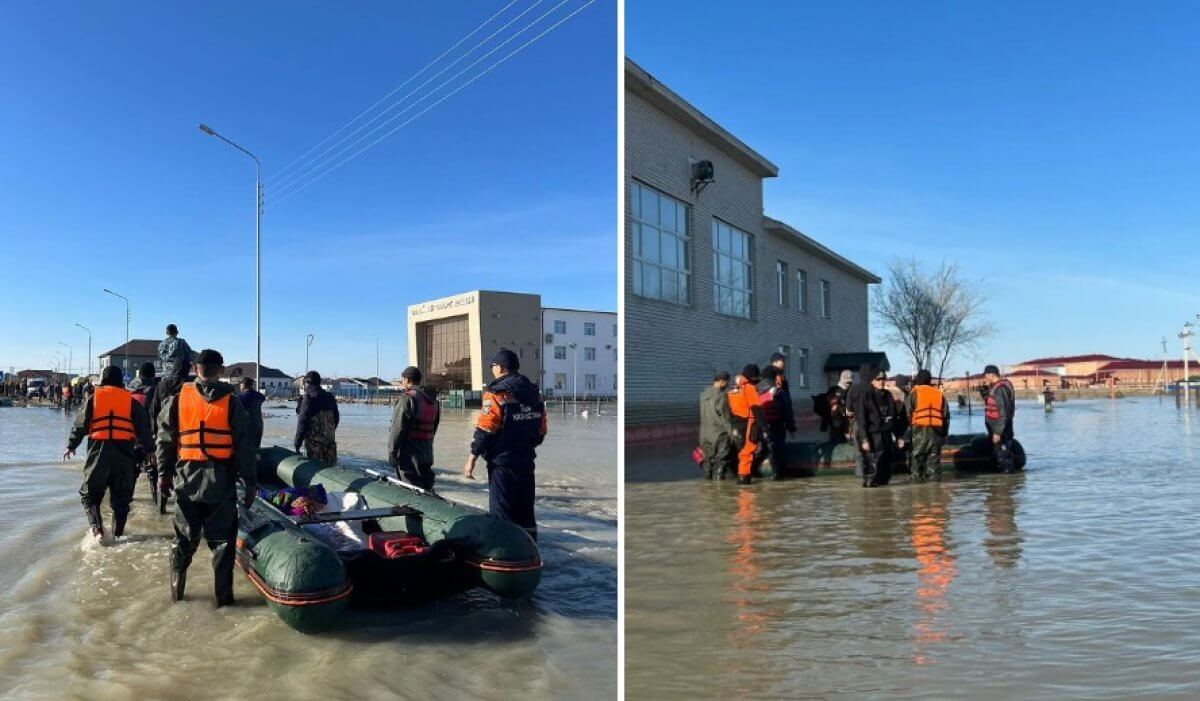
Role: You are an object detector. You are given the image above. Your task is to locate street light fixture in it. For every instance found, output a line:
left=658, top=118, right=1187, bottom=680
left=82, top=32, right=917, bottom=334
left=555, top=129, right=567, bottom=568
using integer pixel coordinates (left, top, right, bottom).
left=199, top=122, right=262, bottom=390
left=102, top=288, right=131, bottom=373
left=306, top=334, right=315, bottom=374
left=75, top=323, right=92, bottom=377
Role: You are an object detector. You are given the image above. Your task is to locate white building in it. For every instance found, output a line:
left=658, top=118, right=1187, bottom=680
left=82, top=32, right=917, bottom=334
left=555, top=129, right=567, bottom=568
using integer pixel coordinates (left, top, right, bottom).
left=541, top=307, right=618, bottom=399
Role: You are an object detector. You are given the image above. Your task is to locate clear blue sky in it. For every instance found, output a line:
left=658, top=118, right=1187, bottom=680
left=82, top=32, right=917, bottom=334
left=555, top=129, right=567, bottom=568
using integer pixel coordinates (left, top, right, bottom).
left=628, top=1, right=1200, bottom=374
left=0, top=1, right=615, bottom=377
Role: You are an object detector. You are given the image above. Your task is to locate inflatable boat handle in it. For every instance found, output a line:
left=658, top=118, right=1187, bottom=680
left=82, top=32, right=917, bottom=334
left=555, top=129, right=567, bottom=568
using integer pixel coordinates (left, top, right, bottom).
left=294, top=505, right=421, bottom=525
left=363, top=467, right=431, bottom=495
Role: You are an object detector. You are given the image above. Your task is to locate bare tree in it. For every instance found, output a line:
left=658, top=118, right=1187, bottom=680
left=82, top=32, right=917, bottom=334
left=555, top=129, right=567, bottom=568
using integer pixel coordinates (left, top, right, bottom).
left=872, top=258, right=994, bottom=382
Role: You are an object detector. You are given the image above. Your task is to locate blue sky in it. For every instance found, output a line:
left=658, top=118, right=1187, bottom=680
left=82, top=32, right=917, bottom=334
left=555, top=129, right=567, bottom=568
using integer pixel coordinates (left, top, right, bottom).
left=628, top=1, right=1200, bottom=373
left=0, top=1, right=615, bottom=377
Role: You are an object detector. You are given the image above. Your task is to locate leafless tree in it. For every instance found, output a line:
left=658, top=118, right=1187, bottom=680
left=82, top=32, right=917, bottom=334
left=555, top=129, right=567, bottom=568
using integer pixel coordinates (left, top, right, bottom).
left=872, top=258, right=994, bottom=382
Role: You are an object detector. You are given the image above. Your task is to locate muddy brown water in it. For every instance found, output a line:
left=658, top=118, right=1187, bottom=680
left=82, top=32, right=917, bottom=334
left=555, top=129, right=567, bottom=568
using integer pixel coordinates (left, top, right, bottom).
left=626, top=399, right=1200, bottom=700
left=0, top=402, right=615, bottom=700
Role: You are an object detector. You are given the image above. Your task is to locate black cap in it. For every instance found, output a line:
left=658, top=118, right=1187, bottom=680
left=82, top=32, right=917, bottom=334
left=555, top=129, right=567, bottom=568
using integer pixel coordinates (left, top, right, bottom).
left=491, top=349, right=520, bottom=371
left=401, top=366, right=422, bottom=382
left=769, top=352, right=786, bottom=363
left=983, top=364, right=1001, bottom=376
left=100, top=366, right=123, bottom=387
left=138, top=361, right=156, bottom=379
left=915, top=369, right=933, bottom=385
left=762, top=365, right=779, bottom=381
left=194, top=349, right=223, bottom=366
left=304, top=370, right=321, bottom=385
left=741, top=364, right=761, bottom=382
left=166, top=324, right=178, bottom=335
left=713, top=370, right=730, bottom=382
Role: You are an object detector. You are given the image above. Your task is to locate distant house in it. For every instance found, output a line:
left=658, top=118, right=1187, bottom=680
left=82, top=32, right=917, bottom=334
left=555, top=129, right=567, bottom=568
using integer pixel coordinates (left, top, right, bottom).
left=222, top=362, right=294, bottom=397
left=98, top=339, right=160, bottom=375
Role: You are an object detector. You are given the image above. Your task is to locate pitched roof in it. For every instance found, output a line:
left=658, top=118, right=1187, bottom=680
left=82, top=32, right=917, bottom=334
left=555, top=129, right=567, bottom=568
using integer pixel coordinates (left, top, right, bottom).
left=761, top=217, right=881, bottom=284
left=1098, top=359, right=1190, bottom=371
left=222, top=362, right=291, bottom=380
left=99, top=339, right=160, bottom=358
left=1017, top=354, right=1120, bottom=365
left=824, top=352, right=890, bottom=373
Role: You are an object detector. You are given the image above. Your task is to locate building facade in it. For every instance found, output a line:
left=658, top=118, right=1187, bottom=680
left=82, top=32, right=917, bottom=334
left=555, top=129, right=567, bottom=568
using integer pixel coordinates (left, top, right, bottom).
left=98, top=339, right=160, bottom=376
left=222, top=362, right=293, bottom=397
left=625, top=59, right=880, bottom=427
left=542, top=307, right=618, bottom=398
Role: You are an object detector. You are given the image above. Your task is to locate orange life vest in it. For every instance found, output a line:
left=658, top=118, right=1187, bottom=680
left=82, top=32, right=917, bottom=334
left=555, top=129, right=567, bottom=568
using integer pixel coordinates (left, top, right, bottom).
left=407, top=389, right=439, bottom=441
left=910, top=385, right=945, bottom=428
left=178, top=383, right=234, bottom=461
left=89, top=386, right=136, bottom=441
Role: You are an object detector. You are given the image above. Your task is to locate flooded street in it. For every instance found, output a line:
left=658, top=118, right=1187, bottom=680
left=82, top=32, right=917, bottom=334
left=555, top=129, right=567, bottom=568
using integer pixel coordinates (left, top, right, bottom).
left=0, top=402, right=616, bottom=700
left=626, top=398, right=1200, bottom=699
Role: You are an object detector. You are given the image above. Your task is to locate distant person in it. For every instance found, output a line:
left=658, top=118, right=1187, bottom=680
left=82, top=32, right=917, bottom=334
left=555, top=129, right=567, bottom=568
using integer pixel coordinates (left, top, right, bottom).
left=727, top=363, right=768, bottom=485
left=463, top=350, right=546, bottom=541
left=295, top=371, right=339, bottom=464
left=904, top=370, right=950, bottom=482
left=156, top=349, right=256, bottom=605
left=61, top=365, right=153, bottom=540
left=61, top=382, right=73, bottom=410
left=237, top=377, right=266, bottom=454
left=983, top=365, right=1017, bottom=473
left=852, top=367, right=895, bottom=487
left=388, top=366, right=441, bottom=490
left=157, top=324, right=194, bottom=378
left=697, top=370, right=734, bottom=480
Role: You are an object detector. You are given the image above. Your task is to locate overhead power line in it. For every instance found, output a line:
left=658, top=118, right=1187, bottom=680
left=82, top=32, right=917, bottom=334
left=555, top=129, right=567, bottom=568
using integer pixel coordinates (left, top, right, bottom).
left=266, top=0, right=597, bottom=210
left=267, top=0, right=570, bottom=199
left=267, top=0, right=522, bottom=184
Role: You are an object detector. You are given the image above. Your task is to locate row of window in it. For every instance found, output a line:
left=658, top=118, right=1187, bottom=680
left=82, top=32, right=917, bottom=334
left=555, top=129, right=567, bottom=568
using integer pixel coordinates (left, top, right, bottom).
left=551, top=320, right=617, bottom=337
left=551, top=373, right=618, bottom=391
left=552, top=346, right=617, bottom=362
left=631, top=180, right=835, bottom=320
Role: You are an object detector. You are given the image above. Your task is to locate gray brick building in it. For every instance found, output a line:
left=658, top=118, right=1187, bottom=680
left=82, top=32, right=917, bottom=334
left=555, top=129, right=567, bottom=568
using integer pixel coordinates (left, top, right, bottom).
left=625, top=58, right=880, bottom=429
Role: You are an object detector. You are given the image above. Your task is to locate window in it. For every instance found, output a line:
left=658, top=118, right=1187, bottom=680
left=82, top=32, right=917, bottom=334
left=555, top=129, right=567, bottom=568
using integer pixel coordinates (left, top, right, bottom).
left=797, top=269, right=808, bottom=313
left=821, top=279, right=832, bottom=319
left=554, top=373, right=567, bottom=390
left=584, top=347, right=596, bottom=361
left=554, top=346, right=567, bottom=360
left=776, top=260, right=788, bottom=306
left=584, top=322, right=596, bottom=336
left=613, top=374, right=618, bottom=390
left=712, top=219, right=753, bottom=318
left=553, top=320, right=566, bottom=334
left=631, top=181, right=690, bottom=304
left=612, top=323, right=617, bottom=337
left=797, top=348, right=809, bottom=388
left=612, top=348, right=617, bottom=361
left=585, top=374, right=597, bottom=391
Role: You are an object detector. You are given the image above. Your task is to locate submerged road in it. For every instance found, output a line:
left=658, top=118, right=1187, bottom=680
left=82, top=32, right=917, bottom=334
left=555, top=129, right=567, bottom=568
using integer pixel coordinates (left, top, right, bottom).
left=626, top=398, right=1200, bottom=700
left=0, top=402, right=616, bottom=700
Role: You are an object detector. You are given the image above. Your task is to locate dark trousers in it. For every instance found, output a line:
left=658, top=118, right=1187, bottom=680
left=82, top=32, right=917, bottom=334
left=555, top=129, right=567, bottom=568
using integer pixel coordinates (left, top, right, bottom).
left=909, top=427, right=945, bottom=480
left=487, top=462, right=537, bottom=541
left=860, top=435, right=893, bottom=486
left=994, top=438, right=1016, bottom=473
left=79, top=459, right=138, bottom=531
left=765, top=423, right=788, bottom=478
left=171, top=496, right=237, bottom=600
left=700, top=435, right=734, bottom=480
left=395, top=453, right=435, bottom=491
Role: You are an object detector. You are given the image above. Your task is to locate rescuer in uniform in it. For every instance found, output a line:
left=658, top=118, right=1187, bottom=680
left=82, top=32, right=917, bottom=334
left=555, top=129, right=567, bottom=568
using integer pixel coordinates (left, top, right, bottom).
left=853, top=367, right=895, bottom=487
left=728, top=364, right=769, bottom=486
left=62, top=365, right=154, bottom=541
left=295, top=370, right=340, bottom=464
left=698, top=370, right=734, bottom=480
left=129, top=362, right=162, bottom=503
left=389, top=366, right=441, bottom=490
left=983, top=364, right=1017, bottom=473
left=463, top=349, right=546, bottom=541
left=236, top=377, right=265, bottom=453
left=766, top=351, right=797, bottom=438
left=904, top=369, right=950, bottom=481
left=157, top=349, right=257, bottom=605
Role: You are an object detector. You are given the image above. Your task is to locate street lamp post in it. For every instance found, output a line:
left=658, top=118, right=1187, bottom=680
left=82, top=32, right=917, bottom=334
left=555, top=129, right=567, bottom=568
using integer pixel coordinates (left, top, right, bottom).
left=58, top=342, right=72, bottom=380
left=199, top=123, right=262, bottom=390
left=375, top=335, right=380, bottom=403
left=75, top=323, right=92, bottom=378
left=102, top=288, right=130, bottom=373
left=305, top=334, right=314, bottom=374
left=569, top=342, right=578, bottom=403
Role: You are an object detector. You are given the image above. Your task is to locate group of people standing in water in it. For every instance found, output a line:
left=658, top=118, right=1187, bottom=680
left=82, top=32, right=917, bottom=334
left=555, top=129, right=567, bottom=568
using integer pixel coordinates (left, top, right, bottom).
left=698, top=359, right=1018, bottom=487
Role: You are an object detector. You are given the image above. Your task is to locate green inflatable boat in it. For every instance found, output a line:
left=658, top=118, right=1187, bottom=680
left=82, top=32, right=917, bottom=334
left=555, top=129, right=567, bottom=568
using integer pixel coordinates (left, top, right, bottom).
left=235, top=447, right=542, bottom=633
left=760, top=433, right=1026, bottom=478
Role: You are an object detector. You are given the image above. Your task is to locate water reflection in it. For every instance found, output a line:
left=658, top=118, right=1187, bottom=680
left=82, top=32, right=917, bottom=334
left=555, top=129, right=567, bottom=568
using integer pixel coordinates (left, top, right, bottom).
left=908, top=488, right=957, bottom=665
left=726, top=489, right=772, bottom=648
left=984, top=476, right=1023, bottom=568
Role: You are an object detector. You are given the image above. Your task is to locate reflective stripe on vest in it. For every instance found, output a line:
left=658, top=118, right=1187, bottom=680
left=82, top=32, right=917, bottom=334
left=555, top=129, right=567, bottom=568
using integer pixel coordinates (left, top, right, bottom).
left=910, top=385, right=945, bottom=428
left=178, top=383, right=234, bottom=461
left=408, top=390, right=439, bottom=441
left=89, top=386, right=136, bottom=441
left=984, top=379, right=1011, bottom=421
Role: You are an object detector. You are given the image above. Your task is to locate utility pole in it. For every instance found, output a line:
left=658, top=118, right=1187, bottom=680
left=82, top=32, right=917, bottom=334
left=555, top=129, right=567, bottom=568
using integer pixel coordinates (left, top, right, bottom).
left=569, top=342, right=578, bottom=404
left=199, top=123, right=262, bottom=391
left=102, top=288, right=130, bottom=373
left=76, top=324, right=92, bottom=378
left=1161, top=336, right=1169, bottom=394
left=305, top=334, right=314, bottom=374
left=374, top=335, right=380, bottom=403
left=1181, top=322, right=1193, bottom=407
left=57, top=342, right=72, bottom=380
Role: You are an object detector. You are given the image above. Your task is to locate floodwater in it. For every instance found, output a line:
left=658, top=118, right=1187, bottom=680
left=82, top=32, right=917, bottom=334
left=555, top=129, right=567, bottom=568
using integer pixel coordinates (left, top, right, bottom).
left=0, top=401, right=616, bottom=700
left=626, top=398, right=1200, bottom=700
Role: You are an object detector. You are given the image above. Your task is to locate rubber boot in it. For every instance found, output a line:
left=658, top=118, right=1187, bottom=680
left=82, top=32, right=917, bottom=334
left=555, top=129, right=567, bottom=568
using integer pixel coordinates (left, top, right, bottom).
left=85, top=505, right=105, bottom=540
left=737, top=475, right=752, bottom=485
left=170, top=568, right=187, bottom=602
left=212, top=542, right=235, bottom=607
left=113, top=512, right=128, bottom=538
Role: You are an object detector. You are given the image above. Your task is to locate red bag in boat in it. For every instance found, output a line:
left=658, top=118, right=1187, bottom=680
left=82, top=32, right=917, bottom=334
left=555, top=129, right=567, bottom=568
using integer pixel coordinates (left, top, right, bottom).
left=367, top=531, right=428, bottom=558
left=692, top=447, right=704, bottom=465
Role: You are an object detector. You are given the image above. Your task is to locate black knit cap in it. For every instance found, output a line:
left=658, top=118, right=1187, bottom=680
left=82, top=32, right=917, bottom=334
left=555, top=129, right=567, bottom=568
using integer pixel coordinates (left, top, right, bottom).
left=304, top=370, right=321, bottom=384
left=713, top=370, right=730, bottom=382
left=762, top=365, right=779, bottom=381
left=915, top=369, right=933, bottom=385
left=138, top=361, right=156, bottom=379
left=741, top=363, right=761, bottom=382
left=100, top=366, right=123, bottom=387
left=769, top=352, right=786, bottom=362
left=983, top=364, right=1000, bottom=376
left=491, top=349, right=520, bottom=371
left=194, top=349, right=223, bottom=366
left=401, top=366, right=422, bottom=381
